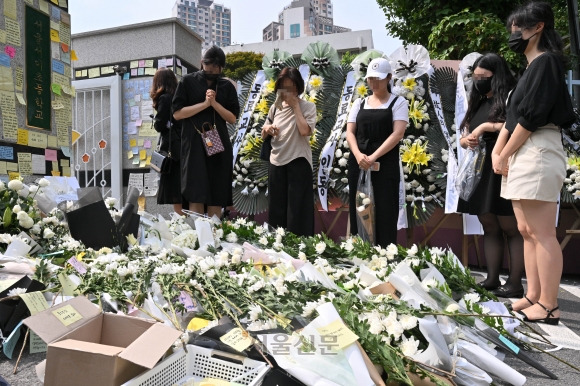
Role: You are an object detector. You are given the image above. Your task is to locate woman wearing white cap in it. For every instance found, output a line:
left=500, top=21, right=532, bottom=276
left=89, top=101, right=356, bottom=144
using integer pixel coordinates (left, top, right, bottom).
left=346, top=58, right=409, bottom=246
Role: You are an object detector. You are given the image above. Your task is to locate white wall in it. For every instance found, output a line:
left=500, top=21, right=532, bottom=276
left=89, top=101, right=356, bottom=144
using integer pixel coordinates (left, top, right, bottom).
left=223, top=29, right=374, bottom=57
left=283, top=7, right=307, bottom=39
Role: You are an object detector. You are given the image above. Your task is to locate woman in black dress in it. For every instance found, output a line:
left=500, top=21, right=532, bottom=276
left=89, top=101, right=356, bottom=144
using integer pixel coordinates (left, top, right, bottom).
left=346, top=58, right=409, bottom=247
left=173, top=46, right=240, bottom=218
left=151, top=68, right=183, bottom=214
left=457, top=53, right=524, bottom=298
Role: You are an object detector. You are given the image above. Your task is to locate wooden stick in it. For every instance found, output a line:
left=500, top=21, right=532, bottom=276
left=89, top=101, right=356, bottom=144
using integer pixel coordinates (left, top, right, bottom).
left=13, top=327, right=30, bottom=374
left=420, top=214, right=449, bottom=246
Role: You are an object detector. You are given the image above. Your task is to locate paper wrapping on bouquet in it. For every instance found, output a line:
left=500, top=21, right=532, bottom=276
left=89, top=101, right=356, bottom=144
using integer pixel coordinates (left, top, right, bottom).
left=35, top=176, right=80, bottom=214
left=355, top=170, right=375, bottom=245
left=455, top=139, right=486, bottom=201
left=0, top=276, right=45, bottom=336
left=410, top=316, right=453, bottom=372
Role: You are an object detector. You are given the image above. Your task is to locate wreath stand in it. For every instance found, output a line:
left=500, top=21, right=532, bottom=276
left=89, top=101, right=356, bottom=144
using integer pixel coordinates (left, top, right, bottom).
left=316, top=205, right=350, bottom=238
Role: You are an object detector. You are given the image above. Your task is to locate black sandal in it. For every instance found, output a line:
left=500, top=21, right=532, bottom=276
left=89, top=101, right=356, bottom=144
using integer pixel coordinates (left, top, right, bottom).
left=520, top=302, right=560, bottom=326
left=492, top=285, right=524, bottom=299
left=506, top=295, right=534, bottom=312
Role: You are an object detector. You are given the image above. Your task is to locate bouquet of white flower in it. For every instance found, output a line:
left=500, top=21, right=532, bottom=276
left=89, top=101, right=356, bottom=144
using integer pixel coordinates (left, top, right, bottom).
left=356, top=170, right=375, bottom=245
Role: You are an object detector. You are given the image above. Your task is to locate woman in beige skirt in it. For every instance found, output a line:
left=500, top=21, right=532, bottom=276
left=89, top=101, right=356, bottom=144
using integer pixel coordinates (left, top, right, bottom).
left=492, top=2, right=575, bottom=325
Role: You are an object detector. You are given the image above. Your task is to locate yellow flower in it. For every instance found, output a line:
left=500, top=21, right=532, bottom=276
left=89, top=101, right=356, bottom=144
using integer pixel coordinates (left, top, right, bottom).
left=265, top=80, right=275, bottom=94
left=309, top=76, right=323, bottom=89
left=402, top=77, right=417, bottom=91
left=309, top=129, right=317, bottom=147
left=401, top=141, right=432, bottom=174
left=356, top=84, right=368, bottom=97
left=568, top=156, right=580, bottom=169
left=408, top=97, right=428, bottom=127
left=256, top=98, right=270, bottom=115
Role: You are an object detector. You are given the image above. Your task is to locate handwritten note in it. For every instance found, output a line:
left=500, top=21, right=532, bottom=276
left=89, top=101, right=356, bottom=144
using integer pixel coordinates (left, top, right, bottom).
left=128, top=122, right=137, bottom=134
left=30, top=332, right=47, bottom=354
left=0, top=162, right=6, bottom=174
left=59, top=22, right=70, bottom=45
left=50, top=29, right=60, bottom=42
left=219, top=328, right=254, bottom=352
left=17, top=152, right=32, bottom=176
left=178, top=291, right=196, bottom=312
left=31, top=154, right=45, bottom=174
left=67, top=256, right=87, bottom=274
left=51, top=5, right=60, bottom=20
left=52, top=304, right=83, bottom=326
left=316, top=320, right=359, bottom=350
left=48, top=135, right=57, bottom=148
left=17, top=128, right=29, bottom=145
left=139, top=149, right=147, bottom=160
left=20, top=291, right=49, bottom=315
left=138, top=60, right=145, bottom=67
left=29, top=131, right=48, bottom=148
left=88, top=67, right=100, bottom=78
left=14, top=66, right=22, bottom=91
left=128, top=173, right=144, bottom=194
left=187, top=317, right=210, bottom=331
left=129, top=139, right=137, bottom=147
left=5, top=18, right=20, bottom=47
left=3, top=113, right=17, bottom=139
left=130, top=106, right=140, bottom=120
left=130, top=61, right=138, bottom=68
left=0, top=146, right=13, bottom=160
left=2, top=321, right=22, bottom=359
left=4, top=0, right=17, bottom=20
left=51, top=83, right=61, bottom=95
left=52, top=59, right=65, bottom=75
left=0, top=30, right=6, bottom=44
left=6, top=162, right=18, bottom=171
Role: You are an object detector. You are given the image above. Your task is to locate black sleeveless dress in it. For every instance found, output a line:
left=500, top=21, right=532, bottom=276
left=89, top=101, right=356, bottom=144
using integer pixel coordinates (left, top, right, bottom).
left=348, top=97, right=400, bottom=247
left=456, top=98, right=513, bottom=216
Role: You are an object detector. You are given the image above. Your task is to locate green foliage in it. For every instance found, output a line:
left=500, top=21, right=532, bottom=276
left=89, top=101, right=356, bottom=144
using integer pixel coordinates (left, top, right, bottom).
left=428, top=9, right=521, bottom=69
left=376, top=0, right=570, bottom=70
left=340, top=51, right=358, bottom=66
left=223, top=51, right=264, bottom=81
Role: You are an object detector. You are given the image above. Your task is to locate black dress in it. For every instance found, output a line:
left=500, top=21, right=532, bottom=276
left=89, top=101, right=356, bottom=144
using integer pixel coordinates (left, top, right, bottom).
left=457, top=98, right=513, bottom=216
left=155, top=93, right=183, bottom=205
left=172, top=72, right=240, bottom=206
left=348, top=98, right=400, bottom=247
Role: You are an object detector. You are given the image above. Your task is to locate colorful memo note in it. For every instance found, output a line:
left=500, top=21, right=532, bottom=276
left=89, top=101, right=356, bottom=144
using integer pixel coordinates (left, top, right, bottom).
left=52, top=304, right=83, bottom=326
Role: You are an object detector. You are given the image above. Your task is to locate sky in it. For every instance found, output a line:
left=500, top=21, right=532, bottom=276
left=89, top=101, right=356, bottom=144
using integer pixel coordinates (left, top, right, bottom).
left=69, top=0, right=402, bottom=54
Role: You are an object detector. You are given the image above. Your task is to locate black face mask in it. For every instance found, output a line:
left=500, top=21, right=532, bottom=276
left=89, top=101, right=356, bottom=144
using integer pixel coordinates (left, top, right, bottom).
left=202, top=71, right=220, bottom=81
left=474, top=77, right=493, bottom=95
left=508, top=30, right=538, bottom=54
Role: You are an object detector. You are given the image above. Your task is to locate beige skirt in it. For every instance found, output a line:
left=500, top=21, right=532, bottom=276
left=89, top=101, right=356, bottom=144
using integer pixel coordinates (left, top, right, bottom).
left=501, top=126, right=566, bottom=202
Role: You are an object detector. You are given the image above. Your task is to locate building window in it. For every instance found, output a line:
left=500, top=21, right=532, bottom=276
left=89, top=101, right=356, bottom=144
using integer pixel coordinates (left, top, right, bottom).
left=223, top=13, right=229, bottom=19
left=185, top=0, right=189, bottom=5
left=290, top=23, right=300, bottom=38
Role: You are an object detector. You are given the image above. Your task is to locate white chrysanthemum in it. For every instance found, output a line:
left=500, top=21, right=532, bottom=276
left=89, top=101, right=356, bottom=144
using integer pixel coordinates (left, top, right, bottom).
left=43, top=228, right=55, bottom=239
left=407, top=244, right=418, bottom=257
left=315, top=241, right=326, bottom=254
left=301, top=301, right=318, bottom=317
left=259, top=236, right=268, bottom=246
left=463, top=293, right=481, bottom=304
left=248, top=304, right=263, bottom=322
left=399, top=314, right=418, bottom=330
left=335, top=149, right=343, bottom=158
left=226, top=232, right=238, bottom=243
left=7, top=287, right=27, bottom=297
left=338, top=158, right=348, bottom=167
left=105, top=197, right=118, bottom=207
left=8, top=180, right=23, bottom=191
left=422, top=277, right=439, bottom=290
left=400, top=335, right=420, bottom=356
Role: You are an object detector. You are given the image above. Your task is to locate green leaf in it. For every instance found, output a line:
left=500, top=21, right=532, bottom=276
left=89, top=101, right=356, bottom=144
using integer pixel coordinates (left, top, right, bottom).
left=3, top=206, right=12, bottom=227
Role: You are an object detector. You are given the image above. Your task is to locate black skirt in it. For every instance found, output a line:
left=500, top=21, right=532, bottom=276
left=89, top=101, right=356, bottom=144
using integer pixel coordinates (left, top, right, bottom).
left=157, top=161, right=182, bottom=205
left=457, top=137, right=514, bottom=216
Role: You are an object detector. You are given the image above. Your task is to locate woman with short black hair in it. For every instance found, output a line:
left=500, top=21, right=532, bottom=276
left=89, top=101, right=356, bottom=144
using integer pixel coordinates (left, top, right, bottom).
left=492, top=1, right=575, bottom=324
left=173, top=46, right=240, bottom=219
left=150, top=68, right=183, bottom=214
left=262, top=67, right=317, bottom=236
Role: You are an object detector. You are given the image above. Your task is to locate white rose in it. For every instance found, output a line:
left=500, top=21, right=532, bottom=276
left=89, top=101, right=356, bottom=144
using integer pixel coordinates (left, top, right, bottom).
left=343, top=152, right=350, bottom=158
left=8, top=180, right=23, bottom=191
left=29, top=185, right=39, bottom=194
left=215, top=229, right=224, bottom=239
left=358, top=193, right=366, bottom=199
left=362, top=198, right=371, bottom=205
left=334, top=168, right=341, bottom=173
left=231, top=254, right=241, bottom=264
left=0, top=181, right=5, bottom=191
left=298, top=252, right=307, bottom=261
left=341, top=178, right=348, bottom=183
left=43, top=228, right=55, bottom=239
left=31, top=224, right=41, bottom=235
left=357, top=205, right=366, bottom=212
left=19, top=217, right=34, bottom=229
left=38, top=178, right=50, bottom=187
left=12, top=205, right=21, bottom=213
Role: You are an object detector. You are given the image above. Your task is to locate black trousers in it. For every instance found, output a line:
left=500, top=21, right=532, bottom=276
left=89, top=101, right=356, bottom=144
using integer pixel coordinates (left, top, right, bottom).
left=268, top=157, right=314, bottom=237
left=348, top=166, right=399, bottom=247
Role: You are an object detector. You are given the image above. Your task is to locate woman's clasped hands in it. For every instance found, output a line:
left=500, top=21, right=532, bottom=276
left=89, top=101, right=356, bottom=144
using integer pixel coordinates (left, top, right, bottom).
left=356, top=152, right=375, bottom=171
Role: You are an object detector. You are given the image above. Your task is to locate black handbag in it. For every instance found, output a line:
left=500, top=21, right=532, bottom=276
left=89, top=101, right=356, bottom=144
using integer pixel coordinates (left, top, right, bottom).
left=150, top=109, right=174, bottom=174
left=259, top=108, right=276, bottom=162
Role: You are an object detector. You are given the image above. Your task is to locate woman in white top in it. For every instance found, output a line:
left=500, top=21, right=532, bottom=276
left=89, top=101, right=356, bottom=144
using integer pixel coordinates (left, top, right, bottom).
left=346, top=58, right=409, bottom=246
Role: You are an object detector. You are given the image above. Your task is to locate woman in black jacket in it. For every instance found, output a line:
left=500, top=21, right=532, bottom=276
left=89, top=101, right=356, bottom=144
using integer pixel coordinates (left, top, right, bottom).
left=150, top=67, right=183, bottom=214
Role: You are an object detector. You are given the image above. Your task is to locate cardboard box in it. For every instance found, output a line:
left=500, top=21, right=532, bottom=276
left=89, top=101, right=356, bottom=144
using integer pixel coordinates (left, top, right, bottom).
left=24, top=296, right=182, bottom=386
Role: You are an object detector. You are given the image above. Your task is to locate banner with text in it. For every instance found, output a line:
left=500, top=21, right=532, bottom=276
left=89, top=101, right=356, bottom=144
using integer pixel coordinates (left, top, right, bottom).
left=231, top=70, right=267, bottom=167
left=317, top=71, right=356, bottom=211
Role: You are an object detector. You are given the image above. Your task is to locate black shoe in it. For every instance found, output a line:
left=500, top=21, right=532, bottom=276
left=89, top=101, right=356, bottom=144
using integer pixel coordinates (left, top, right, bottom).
left=478, top=278, right=501, bottom=291
left=519, top=302, right=560, bottom=326
left=492, top=285, right=524, bottom=299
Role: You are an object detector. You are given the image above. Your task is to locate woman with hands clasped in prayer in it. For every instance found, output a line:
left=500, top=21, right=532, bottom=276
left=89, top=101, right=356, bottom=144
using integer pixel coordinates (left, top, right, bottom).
left=457, top=53, right=525, bottom=299
left=492, top=2, right=575, bottom=325
left=346, top=58, right=409, bottom=247
left=173, top=46, right=240, bottom=219
left=262, top=67, right=317, bottom=237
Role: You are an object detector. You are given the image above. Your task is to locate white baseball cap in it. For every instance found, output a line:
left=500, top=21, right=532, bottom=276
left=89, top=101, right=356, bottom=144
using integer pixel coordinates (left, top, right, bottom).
left=365, top=58, right=392, bottom=80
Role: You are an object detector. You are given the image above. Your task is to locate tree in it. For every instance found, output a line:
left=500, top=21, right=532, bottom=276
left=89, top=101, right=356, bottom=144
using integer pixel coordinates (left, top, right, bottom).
left=223, top=51, right=264, bottom=81
left=340, top=51, right=358, bottom=66
left=376, top=0, right=570, bottom=69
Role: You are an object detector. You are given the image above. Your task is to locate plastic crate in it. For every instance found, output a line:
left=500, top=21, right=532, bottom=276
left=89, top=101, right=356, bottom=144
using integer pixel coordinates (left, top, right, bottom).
left=123, top=345, right=269, bottom=386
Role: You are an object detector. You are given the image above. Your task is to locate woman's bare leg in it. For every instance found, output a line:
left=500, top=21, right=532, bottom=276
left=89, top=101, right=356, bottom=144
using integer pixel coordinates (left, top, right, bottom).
left=207, top=205, right=222, bottom=219
left=189, top=203, right=205, bottom=216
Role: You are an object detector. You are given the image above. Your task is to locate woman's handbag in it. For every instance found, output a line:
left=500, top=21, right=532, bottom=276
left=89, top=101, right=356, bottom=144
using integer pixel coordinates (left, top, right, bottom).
left=192, top=88, right=225, bottom=157
left=259, top=107, right=276, bottom=162
left=150, top=119, right=173, bottom=174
